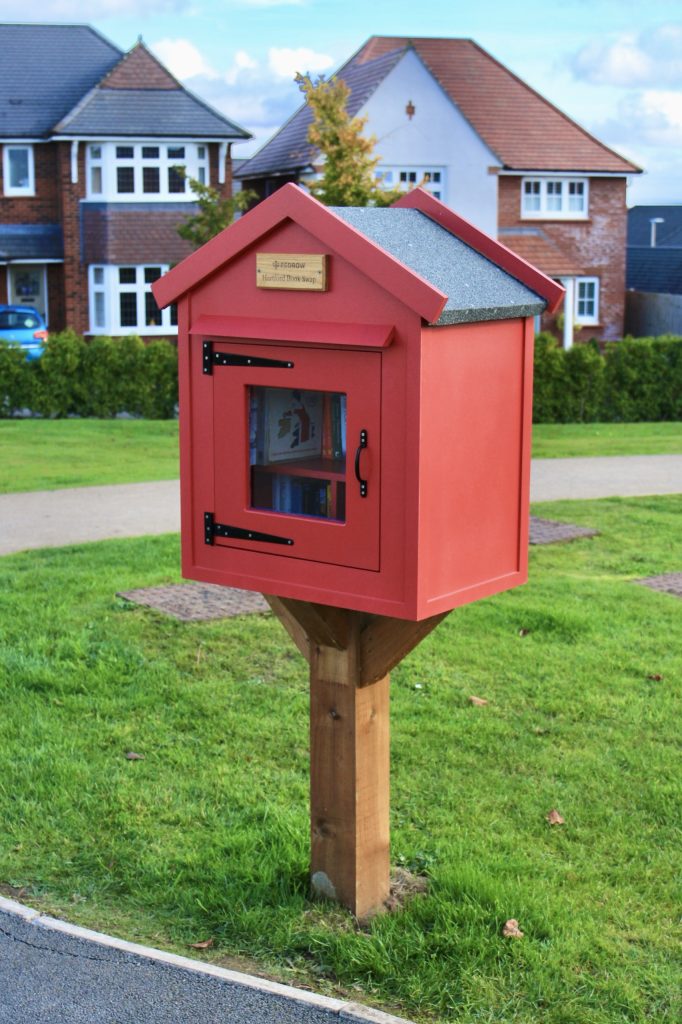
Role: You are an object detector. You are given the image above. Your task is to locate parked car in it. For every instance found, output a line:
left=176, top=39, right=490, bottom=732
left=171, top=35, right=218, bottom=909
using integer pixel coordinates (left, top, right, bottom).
left=0, top=305, right=48, bottom=360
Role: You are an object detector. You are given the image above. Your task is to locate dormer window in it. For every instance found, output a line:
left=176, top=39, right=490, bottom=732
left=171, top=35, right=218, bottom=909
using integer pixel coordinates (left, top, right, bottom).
left=522, top=177, right=588, bottom=219
left=85, top=142, right=209, bottom=201
left=3, top=145, right=35, bottom=196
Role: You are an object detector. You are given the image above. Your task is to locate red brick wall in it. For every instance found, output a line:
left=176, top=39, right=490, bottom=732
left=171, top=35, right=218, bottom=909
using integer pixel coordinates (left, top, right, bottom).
left=0, top=143, right=60, bottom=222
left=498, top=176, right=628, bottom=341
left=57, top=141, right=89, bottom=334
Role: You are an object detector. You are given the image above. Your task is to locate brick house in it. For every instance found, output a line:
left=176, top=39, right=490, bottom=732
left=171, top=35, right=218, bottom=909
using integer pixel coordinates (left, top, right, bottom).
left=0, top=23, right=250, bottom=338
left=236, top=36, right=641, bottom=347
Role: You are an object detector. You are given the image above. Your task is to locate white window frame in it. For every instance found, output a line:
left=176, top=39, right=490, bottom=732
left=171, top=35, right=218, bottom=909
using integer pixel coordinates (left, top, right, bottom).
left=521, top=176, right=589, bottom=219
left=376, top=165, right=446, bottom=201
left=574, top=276, right=599, bottom=326
left=85, top=142, right=209, bottom=202
left=3, top=144, right=35, bottom=196
left=88, top=264, right=177, bottom=336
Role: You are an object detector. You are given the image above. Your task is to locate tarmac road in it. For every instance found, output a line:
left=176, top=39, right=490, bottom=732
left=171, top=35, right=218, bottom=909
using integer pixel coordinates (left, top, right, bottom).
left=1, top=455, right=681, bottom=556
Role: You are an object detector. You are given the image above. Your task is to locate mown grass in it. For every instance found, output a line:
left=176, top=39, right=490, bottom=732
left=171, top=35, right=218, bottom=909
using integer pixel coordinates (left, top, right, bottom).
left=1, top=420, right=681, bottom=495
left=0, top=419, right=179, bottom=493
left=532, top=421, right=682, bottom=458
left=0, top=497, right=680, bottom=1022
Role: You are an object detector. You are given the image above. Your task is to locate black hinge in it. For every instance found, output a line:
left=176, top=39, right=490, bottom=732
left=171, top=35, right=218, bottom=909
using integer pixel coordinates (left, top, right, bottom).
left=204, top=512, right=294, bottom=547
left=203, top=341, right=294, bottom=375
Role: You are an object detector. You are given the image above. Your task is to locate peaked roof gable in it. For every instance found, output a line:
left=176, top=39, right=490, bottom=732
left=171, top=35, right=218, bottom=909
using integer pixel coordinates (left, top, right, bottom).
left=0, top=23, right=121, bottom=138
left=99, top=41, right=179, bottom=90
left=356, top=37, right=639, bottom=174
left=153, top=184, right=561, bottom=324
left=54, top=40, right=251, bottom=140
left=153, top=183, right=446, bottom=321
left=238, top=35, right=639, bottom=180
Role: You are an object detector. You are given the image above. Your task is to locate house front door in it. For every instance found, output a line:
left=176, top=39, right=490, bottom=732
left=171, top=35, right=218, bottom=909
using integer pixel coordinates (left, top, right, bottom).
left=8, top=264, right=48, bottom=322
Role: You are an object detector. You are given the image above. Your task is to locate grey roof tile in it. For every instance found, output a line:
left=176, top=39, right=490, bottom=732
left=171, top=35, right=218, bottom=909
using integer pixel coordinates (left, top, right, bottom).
left=236, top=48, right=406, bottom=179
left=0, top=24, right=121, bottom=138
left=331, top=207, right=545, bottom=324
left=55, top=88, right=249, bottom=139
left=627, top=205, right=682, bottom=247
left=0, top=224, right=63, bottom=260
left=626, top=247, right=682, bottom=295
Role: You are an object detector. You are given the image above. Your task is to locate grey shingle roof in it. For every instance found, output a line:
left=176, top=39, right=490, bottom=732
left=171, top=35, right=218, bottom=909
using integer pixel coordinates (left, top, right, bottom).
left=55, top=88, right=250, bottom=139
left=236, top=48, right=405, bottom=179
left=627, top=247, right=682, bottom=296
left=0, top=24, right=121, bottom=138
left=0, top=224, right=63, bottom=260
left=627, top=206, right=682, bottom=247
left=331, top=207, right=545, bottom=324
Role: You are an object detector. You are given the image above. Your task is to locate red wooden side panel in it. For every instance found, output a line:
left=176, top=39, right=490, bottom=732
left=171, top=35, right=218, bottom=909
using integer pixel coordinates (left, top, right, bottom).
left=416, top=318, right=533, bottom=617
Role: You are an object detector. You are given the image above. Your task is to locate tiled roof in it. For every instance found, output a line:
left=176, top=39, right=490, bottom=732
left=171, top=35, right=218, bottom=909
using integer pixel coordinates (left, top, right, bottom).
left=331, top=207, right=545, bottom=324
left=238, top=35, right=639, bottom=180
left=0, top=24, right=121, bottom=138
left=627, top=205, right=682, bottom=247
left=627, top=247, right=682, bottom=295
left=0, top=224, right=63, bottom=260
left=55, top=88, right=250, bottom=139
left=55, top=42, right=250, bottom=140
left=236, top=48, right=405, bottom=178
left=499, top=228, right=584, bottom=277
left=82, top=203, right=195, bottom=264
left=355, top=38, right=639, bottom=173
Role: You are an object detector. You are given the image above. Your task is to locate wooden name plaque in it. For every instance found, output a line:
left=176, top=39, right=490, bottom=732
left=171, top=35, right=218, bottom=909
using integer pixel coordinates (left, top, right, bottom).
left=256, top=253, right=327, bottom=291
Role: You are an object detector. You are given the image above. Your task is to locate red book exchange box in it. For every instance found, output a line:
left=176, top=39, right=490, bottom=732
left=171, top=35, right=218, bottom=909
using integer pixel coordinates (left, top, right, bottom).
left=153, top=186, right=562, bottom=622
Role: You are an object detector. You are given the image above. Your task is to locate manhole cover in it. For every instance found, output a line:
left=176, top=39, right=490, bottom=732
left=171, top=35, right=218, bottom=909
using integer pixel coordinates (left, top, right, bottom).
left=529, top=517, right=599, bottom=545
left=636, top=573, right=682, bottom=599
left=117, top=584, right=270, bottom=621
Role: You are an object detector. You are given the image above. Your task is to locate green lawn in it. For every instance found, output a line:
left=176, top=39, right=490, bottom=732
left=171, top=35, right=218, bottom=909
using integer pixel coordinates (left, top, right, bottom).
left=0, top=496, right=680, bottom=1023
left=0, top=419, right=179, bottom=493
left=532, top=422, right=682, bottom=459
left=0, top=420, right=681, bottom=494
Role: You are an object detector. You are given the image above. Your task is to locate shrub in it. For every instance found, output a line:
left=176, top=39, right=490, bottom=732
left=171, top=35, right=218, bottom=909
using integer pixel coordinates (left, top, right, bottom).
left=0, top=344, right=34, bottom=417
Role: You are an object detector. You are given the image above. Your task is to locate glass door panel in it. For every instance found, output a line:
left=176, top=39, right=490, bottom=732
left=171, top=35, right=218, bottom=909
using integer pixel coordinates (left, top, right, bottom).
left=250, top=387, right=346, bottom=521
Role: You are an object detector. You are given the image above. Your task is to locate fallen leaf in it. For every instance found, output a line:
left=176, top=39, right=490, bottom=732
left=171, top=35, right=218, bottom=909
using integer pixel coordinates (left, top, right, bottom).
left=502, top=919, right=524, bottom=939
left=648, top=674, right=663, bottom=681
left=546, top=809, right=565, bottom=826
left=189, top=938, right=214, bottom=950
left=468, top=696, right=489, bottom=706
left=518, top=628, right=530, bottom=637
left=125, top=751, right=144, bottom=761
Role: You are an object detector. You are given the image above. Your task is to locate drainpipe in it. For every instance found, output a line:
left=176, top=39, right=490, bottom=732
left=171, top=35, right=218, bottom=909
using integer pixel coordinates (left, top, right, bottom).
left=561, top=277, right=575, bottom=350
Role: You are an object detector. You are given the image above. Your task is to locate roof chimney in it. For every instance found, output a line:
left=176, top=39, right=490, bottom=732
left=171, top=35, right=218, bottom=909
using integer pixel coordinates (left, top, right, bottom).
left=650, top=217, right=664, bottom=247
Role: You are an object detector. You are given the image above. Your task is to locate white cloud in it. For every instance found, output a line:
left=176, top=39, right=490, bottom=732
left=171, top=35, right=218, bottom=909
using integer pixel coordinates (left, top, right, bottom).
left=571, top=23, right=682, bottom=87
left=151, top=38, right=218, bottom=80
left=618, top=90, right=682, bottom=146
left=225, top=50, right=259, bottom=86
left=268, top=46, right=334, bottom=80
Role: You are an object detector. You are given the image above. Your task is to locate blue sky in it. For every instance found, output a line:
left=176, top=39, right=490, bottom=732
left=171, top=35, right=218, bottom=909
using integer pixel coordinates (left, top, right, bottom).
left=3, top=0, right=681, bottom=205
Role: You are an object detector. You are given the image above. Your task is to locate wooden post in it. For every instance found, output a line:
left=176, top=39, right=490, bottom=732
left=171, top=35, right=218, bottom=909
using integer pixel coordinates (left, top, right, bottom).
left=265, top=596, right=448, bottom=919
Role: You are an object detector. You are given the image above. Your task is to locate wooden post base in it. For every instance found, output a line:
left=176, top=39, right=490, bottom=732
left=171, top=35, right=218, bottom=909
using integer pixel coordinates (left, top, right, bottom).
left=266, top=596, right=448, bottom=919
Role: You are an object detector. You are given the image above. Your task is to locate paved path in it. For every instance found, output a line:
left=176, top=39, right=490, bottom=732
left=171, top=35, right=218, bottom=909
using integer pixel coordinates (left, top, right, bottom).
left=1, top=456, right=681, bottom=557
left=0, top=897, right=406, bottom=1024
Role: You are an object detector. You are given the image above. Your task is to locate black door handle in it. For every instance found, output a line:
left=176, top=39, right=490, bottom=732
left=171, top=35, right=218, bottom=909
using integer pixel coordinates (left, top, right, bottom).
left=354, top=429, right=368, bottom=497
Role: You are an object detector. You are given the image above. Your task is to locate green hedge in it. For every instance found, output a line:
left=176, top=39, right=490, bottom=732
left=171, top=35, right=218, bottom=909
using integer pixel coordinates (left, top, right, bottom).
left=533, top=333, right=682, bottom=423
left=3, top=330, right=681, bottom=424
left=0, top=332, right=178, bottom=419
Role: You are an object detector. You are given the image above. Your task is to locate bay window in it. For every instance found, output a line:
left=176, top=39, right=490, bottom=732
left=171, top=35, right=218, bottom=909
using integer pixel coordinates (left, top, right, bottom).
left=86, top=142, right=209, bottom=200
left=89, top=264, right=177, bottom=335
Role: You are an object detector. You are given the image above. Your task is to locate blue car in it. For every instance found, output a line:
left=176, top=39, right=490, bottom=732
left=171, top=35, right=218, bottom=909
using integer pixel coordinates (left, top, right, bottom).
left=0, top=304, right=48, bottom=360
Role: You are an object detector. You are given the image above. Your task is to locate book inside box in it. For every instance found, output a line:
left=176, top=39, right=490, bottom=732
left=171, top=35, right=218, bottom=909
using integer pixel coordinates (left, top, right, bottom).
left=249, top=386, right=347, bottom=521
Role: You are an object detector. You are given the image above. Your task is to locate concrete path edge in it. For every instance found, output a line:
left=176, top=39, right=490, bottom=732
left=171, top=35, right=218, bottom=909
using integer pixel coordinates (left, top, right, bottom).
left=0, top=895, right=413, bottom=1024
